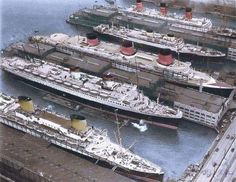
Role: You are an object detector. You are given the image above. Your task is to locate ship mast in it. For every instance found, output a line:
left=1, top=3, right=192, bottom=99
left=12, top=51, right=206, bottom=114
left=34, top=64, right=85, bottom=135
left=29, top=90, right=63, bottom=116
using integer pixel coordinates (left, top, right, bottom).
left=114, top=109, right=122, bottom=148
left=114, top=109, right=137, bottom=153
left=221, top=0, right=228, bottom=29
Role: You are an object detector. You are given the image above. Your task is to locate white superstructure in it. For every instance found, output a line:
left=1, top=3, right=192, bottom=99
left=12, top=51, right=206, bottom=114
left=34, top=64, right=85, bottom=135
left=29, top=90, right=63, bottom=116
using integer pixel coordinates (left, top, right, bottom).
left=0, top=57, right=182, bottom=120
left=0, top=92, right=163, bottom=175
left=122, top=6, right=212, bottom=33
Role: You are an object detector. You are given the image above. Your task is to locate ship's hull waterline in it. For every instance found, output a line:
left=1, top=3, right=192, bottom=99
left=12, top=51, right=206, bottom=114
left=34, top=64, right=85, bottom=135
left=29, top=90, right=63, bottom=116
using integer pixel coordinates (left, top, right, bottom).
left=0, top=116, right=163, bottom=182
left=2, top=70, right=180, bottom=130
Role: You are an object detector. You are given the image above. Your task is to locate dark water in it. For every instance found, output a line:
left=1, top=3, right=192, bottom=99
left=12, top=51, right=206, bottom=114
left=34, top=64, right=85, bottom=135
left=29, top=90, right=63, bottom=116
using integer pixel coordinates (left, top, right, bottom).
left=0, top=0, right=220, bottom=180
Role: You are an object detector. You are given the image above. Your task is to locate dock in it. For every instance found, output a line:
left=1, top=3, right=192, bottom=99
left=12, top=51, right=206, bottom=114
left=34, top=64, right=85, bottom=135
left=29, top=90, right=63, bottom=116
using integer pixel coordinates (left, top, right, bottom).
left=159, top=83, right=235, bottom=130
left=0, top=123, right=133, bottom=182
left=179, top=110, right=236, bottom=182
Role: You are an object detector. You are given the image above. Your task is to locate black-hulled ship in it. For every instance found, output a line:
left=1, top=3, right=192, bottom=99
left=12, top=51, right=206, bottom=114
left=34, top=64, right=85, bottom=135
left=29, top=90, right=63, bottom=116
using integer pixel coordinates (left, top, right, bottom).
left=31, top=33, right=234, bottom=98
left=94, top=24, right=225, bottom=58
left=1, top=57, right=183, bottom=130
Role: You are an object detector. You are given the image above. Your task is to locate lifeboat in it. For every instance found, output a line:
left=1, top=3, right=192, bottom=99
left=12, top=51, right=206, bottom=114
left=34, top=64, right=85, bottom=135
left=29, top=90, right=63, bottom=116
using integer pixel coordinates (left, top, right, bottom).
left=72, top=84, right=80, bottom=89
left=100, top=92, right=109, bottom=98
left=46, top=131, right=56, bottom=137
left=64, top=82, right=72, bottom=86
left=9, top=62, right=15, bottom=67
left=48, top=62, right=55, bottom=66
left=40, top=74, right=47, bottom=79
left=27, top=123, right=35, bottom=130
left=67, top=139, right=77, bottom=145
left=24, top=68, right=31, bottom=73
left=62, top=67, right=70, bottom=71
left=57, top=135, right=66, bottom=141
left=17, top=66, right=24, bottom=70
left=48, top=77, right=55, bottom=81
left=36, top=127, right=44, bottom=133
left=90, top=90, right=99, bottom=95
left=55, top=79, right=63, bottom=83
left=81, top=87, right=89, bottom=92
left=32, top=71, right=39, bottom=76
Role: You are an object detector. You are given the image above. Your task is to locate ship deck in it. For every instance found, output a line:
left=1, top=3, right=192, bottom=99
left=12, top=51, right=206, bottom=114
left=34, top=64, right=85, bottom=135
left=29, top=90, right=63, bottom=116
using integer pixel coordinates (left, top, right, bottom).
left=11, top=42, right=55, bottom=57
left=82, top=7, right=118, bottom=17
left=45, top=51, right=112, bottom=74
left=39, top=111, right=71, bottom=129
left=104, top=68, right=161, bottom=88
left=0, top=123, right=133, bottom=182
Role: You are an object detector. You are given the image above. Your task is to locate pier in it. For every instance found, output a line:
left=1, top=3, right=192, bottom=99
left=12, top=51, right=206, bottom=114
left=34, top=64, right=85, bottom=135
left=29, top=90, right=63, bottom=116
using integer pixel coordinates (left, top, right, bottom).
left=179, top=110, right=236, bottom=182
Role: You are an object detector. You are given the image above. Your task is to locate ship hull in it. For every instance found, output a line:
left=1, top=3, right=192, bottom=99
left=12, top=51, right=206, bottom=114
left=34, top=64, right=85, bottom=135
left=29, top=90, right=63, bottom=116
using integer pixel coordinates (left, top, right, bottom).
left=54, top=140, right=164, bottom=182
left=0, top=117, right=163, bottom=182
left=171, top=81, right=234, bottom=98
left=94, top=30, right=225, bottom=58
left=3, top=71, right=180, bottom=130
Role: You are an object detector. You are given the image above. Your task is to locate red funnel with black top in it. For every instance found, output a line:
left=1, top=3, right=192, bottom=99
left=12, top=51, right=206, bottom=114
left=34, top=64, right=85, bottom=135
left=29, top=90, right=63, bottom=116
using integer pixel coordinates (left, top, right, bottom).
left=120, top=40, right=136, bottom=56
left=103, top=74, right=113, bottom=81
left=86, top=33, right=99, bottom=46
left=160, top=2, right=167, bottom=16
left=136, top=0, right=144, bottom=11
left=158, top=49, right=173, bottom=66
left=185, top=7, right=192, bottom=20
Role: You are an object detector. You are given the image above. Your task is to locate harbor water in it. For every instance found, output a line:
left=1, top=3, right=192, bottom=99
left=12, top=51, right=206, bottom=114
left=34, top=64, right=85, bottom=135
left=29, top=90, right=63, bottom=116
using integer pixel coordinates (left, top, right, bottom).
left=0, top=0, right=227, bottom=180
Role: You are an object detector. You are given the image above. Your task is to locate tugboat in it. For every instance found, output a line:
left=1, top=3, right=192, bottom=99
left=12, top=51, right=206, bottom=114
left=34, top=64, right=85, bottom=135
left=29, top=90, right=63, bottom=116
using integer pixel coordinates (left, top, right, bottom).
left=31, top=33, right=234, bottom=97
left=1, top=57, right=183, bottom=129
left=94, top=24, right=225, bottom=57
left=0, top=92, right=164, bottom=181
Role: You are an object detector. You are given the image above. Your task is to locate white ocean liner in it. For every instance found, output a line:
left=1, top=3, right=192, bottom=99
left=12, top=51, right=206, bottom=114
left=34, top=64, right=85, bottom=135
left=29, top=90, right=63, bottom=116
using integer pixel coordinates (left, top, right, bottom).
left=0, top=92, right=164, bottom=181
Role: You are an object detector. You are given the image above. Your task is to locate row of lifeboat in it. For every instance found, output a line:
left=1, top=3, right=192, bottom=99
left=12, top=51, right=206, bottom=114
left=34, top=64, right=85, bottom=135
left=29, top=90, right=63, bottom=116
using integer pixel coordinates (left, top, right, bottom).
left=13, top=61, right=117, bottom=100
left=13, top=113, right=80, bottom=145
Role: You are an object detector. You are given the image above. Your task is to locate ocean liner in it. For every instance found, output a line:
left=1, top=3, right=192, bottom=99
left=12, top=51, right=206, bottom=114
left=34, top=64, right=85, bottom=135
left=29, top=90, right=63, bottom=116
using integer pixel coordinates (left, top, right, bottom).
left=31, top=33, right=234, bottom=97
left=94, top=24, right=225, bottom=57
left=67, top=1, right=212, bottom=33
left=0, top=92, right=164, bottom=181
left=0, top=57, right=182, bottom=129
left=122, top=1, right=212, bottom=33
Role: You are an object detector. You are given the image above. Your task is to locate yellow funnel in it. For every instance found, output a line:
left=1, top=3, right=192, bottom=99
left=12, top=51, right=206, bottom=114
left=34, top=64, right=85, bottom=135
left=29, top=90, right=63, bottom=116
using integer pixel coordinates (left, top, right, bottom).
left=18, top=96, right=35, bottom=113
left=70, top=114, right=87, bottom=132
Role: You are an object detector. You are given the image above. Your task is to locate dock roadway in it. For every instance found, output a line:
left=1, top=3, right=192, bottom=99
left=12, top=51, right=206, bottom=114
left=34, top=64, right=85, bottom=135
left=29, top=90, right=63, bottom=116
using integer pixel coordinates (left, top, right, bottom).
left=0, top=123, right=133, bottom=182
left=194, top=117, right=236, bottom=182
